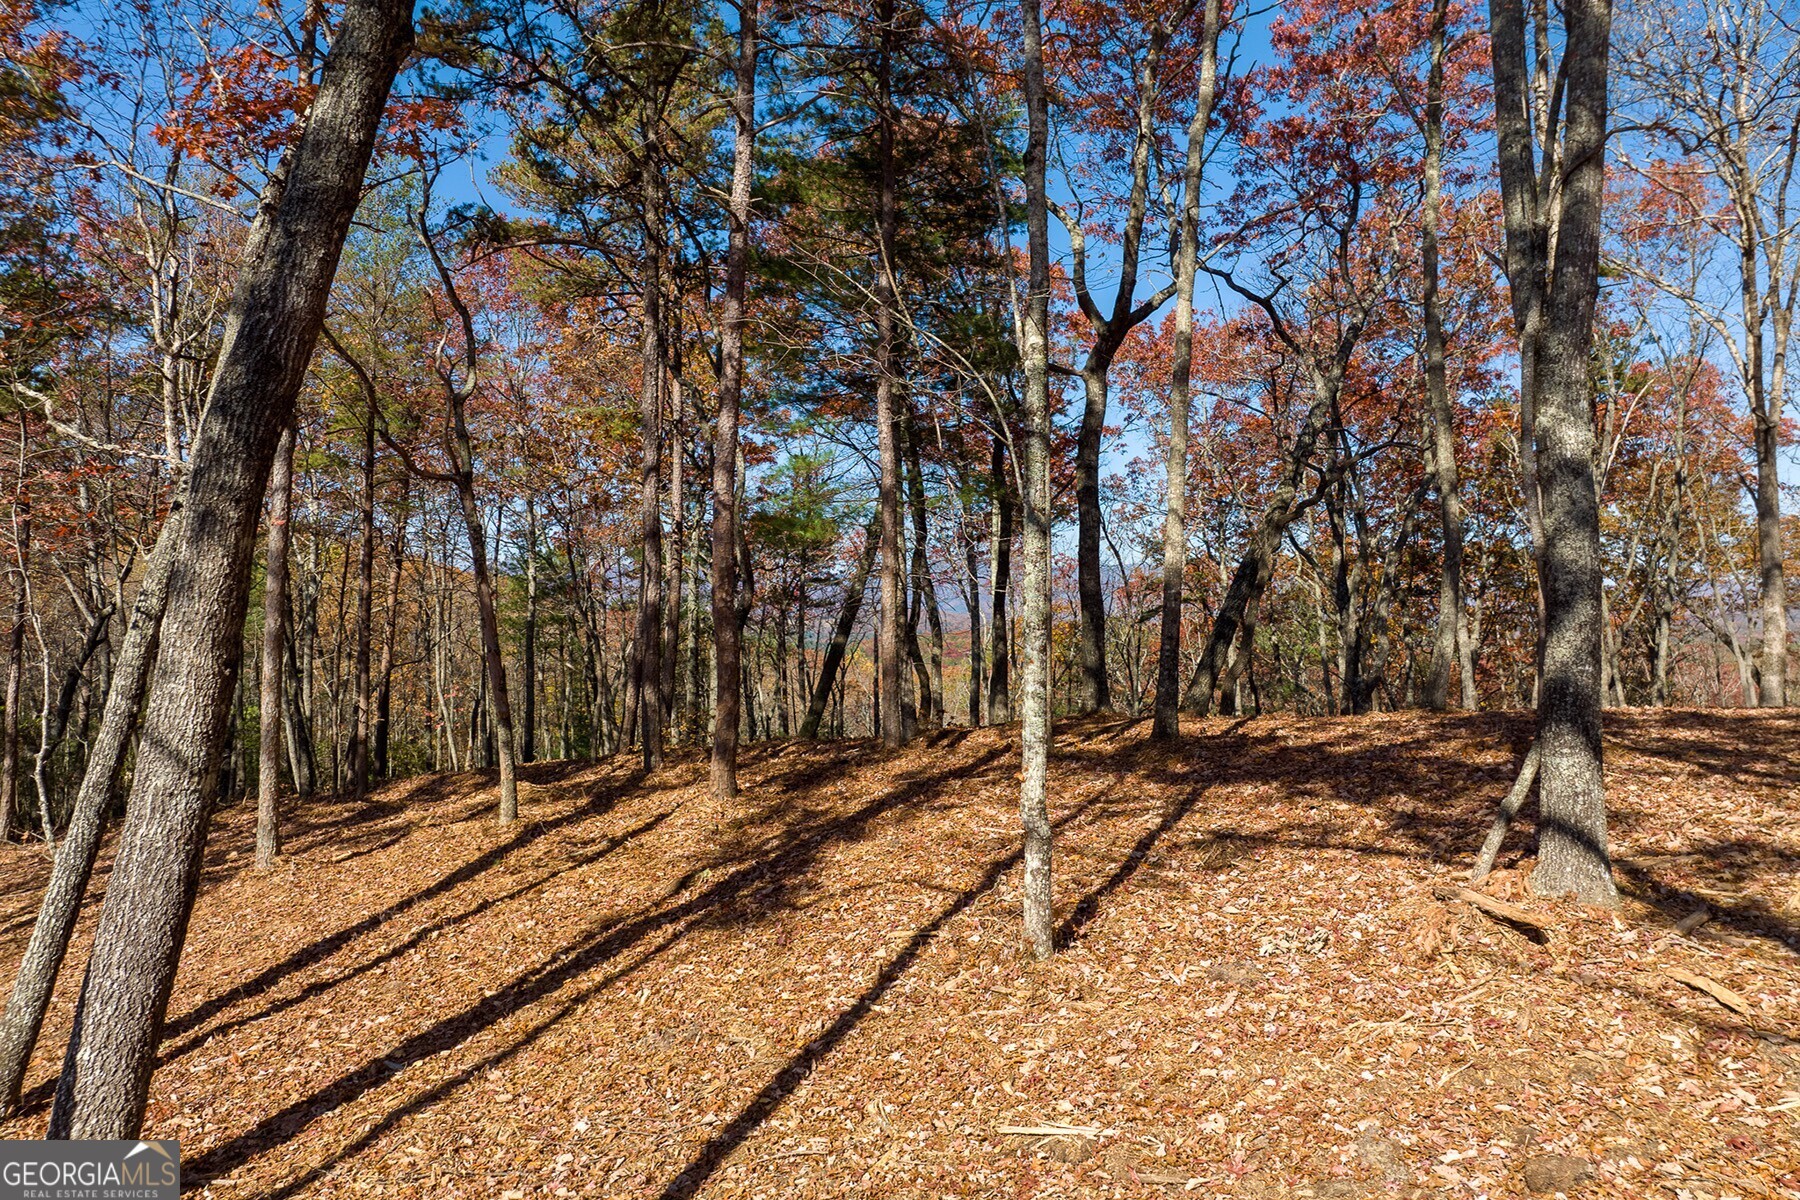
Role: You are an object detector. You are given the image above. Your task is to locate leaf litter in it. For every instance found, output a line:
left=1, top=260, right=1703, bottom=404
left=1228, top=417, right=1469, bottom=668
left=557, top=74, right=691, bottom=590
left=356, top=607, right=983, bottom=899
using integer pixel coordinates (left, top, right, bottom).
left=0, top=709, right=1797, bottom=1200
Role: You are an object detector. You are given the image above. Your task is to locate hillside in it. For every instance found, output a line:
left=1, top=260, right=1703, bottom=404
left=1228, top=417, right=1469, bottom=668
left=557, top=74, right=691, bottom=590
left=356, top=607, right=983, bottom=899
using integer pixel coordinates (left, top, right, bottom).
left=2, top=711, right=1797, bottom=1199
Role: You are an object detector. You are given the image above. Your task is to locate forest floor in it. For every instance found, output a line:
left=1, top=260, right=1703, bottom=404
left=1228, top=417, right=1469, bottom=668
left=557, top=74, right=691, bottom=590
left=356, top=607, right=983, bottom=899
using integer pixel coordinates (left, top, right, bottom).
left=1, top=711, right=1797, bottom=1200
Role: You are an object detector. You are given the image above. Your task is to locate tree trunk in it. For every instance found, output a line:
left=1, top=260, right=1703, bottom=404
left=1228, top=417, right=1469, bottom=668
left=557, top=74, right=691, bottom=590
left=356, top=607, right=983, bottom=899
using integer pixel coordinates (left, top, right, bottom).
left=635, top=157, right=667, bottom=771
left=0, top=504, right=28, bottom=840
left=1152, top=0, right=1223, bottom=740
left=47, top=0, right=411, bottom=1138
left=1421, top=0, right=1472, bottom=713
left=0, top=493, right=183, bottom=1118
left=1018, top=0, right=1055, bottom=961
left=349, top=398, right=375, bottom=800
left=522, top=498, right=537, bottom=764
left=1490, top=0, right=1618, bottom=905
left=1074, top=368, right=1112, bottom=713
left=904, top=414, right=944, bottom=727
left=987, top=441, right=1014, bottom=724
left=873, top=0, right=905, bottom=749
left=257, top=422, right=295, bottom=867
left=710, top=4, right=754, bottom=801
left=801, top=520, right=878, bottom=739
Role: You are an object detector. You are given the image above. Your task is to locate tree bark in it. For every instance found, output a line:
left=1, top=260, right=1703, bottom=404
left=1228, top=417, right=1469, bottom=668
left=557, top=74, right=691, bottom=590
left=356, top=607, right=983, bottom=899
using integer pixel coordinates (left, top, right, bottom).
left=47, top=0, right=411, bottom=1138
left=256, top=422, right=295, bottom=867
left=987, top=440, right=1014, bottom=724
left=1421, top=0, right=1473, bottom=712
left=1490, top=0, right=1618, bottom=905
left=0, top=493, right=183, bottom=1118
left=635, top=156, right=667, bottom=771
left=1, top=499, right=27, bottom=840
left=1018, top=0, right=1055, bottom=960
left=712, top=0, right=755, bottom=800
left=1152, top=0, right=1223, bottom=740
left=349, top=398, right=375, bottom=800
left=873, top=0, right=906, bottom=749
left=801, top=520, right=878, bottom=739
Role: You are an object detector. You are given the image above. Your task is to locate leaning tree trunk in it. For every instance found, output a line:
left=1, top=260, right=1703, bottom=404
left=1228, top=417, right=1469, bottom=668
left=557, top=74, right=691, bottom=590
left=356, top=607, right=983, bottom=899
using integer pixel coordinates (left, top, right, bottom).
left=800, top=520, right=878, bottom=739
left=1017, top=0, right=1055, bottom=961
left=711, top=0, right=756, bottom=800
left=0, top=492, right=183, bottom=1118
left=46, top=0, right=412, bottom=1139
left=256, top=422, right=295, bottom=867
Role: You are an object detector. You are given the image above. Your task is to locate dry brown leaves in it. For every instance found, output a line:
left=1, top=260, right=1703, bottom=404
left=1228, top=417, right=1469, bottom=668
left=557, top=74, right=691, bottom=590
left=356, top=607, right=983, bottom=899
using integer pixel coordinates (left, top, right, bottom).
left=1, top=710, right=1797, bottom=1200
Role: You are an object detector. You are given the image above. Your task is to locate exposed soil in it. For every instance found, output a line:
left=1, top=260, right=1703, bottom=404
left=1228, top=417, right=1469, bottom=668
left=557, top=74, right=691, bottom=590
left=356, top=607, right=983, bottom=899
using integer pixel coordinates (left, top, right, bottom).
left=2, top=710, right=1797, bottom=1199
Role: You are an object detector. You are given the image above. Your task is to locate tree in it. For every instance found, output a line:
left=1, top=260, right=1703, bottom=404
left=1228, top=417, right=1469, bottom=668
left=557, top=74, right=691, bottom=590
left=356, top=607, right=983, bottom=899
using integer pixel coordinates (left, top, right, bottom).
left=711, top=0, right=757, bottom=801
left=1151, top=0, right=1226, bottom=739
left=1617, top=0, right=1800, bottom=706
left=1487, top=0, right=1619, bottom=904
left=47, top=0, right=413, bottom=1137
left=1017, top=0, right=1054, bottom=960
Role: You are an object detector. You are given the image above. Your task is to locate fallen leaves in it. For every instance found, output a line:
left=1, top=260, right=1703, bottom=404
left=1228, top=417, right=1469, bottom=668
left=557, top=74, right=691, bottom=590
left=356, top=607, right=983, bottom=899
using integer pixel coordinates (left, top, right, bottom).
left=0, top=709, right=1794, bottom=1199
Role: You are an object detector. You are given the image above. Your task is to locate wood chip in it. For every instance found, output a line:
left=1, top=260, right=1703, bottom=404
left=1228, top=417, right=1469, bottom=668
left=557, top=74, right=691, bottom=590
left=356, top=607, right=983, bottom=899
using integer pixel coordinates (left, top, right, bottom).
left=995, top=1123, right=1102, bottom=1138
left=1664, top=967, right=1751, bottom=1015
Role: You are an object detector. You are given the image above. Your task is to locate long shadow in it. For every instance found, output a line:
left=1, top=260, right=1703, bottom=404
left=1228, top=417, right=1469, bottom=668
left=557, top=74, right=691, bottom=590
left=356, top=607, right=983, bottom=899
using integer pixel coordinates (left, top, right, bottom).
left=155, top=808, right=675, bottom=1068
left=160, top=769, right=644, bottom=1043
left=181, top=745, right=1009, bottom=1186
left=656, top=778, right=1109, bottom=1200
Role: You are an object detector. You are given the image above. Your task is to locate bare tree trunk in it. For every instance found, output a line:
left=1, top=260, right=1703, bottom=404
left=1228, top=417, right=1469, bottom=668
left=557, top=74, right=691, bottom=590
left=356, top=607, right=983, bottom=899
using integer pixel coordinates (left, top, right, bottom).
left=1152, top=0, right=1223, bottom=740
left=256, top=422, right=295, bottom=867
left=373, top=500, right=405, bottom=780
left=801, top=521, right=877, bottom=739
left=1421, top=0, right=1472, bottom=712
left=522, top=498, right=537, bottom=763
left=873, top=0, right=905, bottom=749
left=47, top=0, right=411, bottom=1137
left=0, top=494, right=183, bottom=1117
left=1, top=498, right=27, bottom=840
left=635, top=158, right=667, bottom=771
left=349, top=399, right=375, bottom=800
left=964, top=517, right=984, bottom=726
left=987, top=441, right=1014, bottom=724
left=710, top=1, right=754, bottom=795
left=1490, top=0, right=1618, bottom=905
left=1018, top=0, right=1055, bottom=961
left=904, top=415, right=944, bottom=727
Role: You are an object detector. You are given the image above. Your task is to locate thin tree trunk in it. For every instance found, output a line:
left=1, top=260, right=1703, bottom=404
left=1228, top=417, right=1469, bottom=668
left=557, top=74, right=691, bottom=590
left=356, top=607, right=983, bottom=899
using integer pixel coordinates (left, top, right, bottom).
left=635, top=157, right=667, bottom=771
left=712, top=0, right=755, bottom=801
left=873, top=0, right=905, bottom=749
left=1421, top=0, right=1471, bottom=712
left=47, top=0, right=410, bottom=1137
left=522, top=498, right=537, bottom=764
left=349, top=397, right=375, bottom=800
left=256, top=422, right=295, bottom=867
left=0, top=500, right=27, bottom=839
left=0, top=494, right=183, bottom=1118
left=987, top=441, right=1014, bottom=724
left=1152, top=0, right=1223, bottom=740
left=1018, top=0, right=1055, bottom=961
left=801, top=520, right=878, bottom=739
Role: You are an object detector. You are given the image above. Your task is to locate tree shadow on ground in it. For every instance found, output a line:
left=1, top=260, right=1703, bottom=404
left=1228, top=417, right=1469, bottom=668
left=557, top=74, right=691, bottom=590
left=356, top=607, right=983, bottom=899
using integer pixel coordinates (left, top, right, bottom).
left=57, top=709, right=1791, bottom=1193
